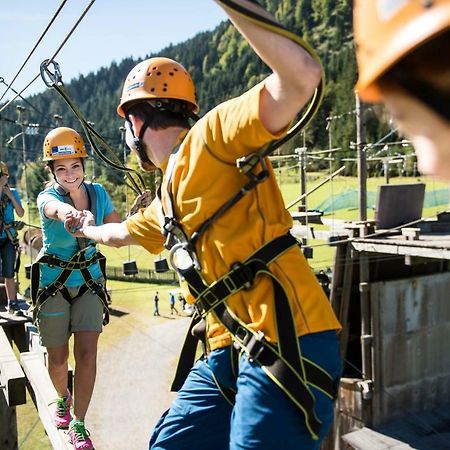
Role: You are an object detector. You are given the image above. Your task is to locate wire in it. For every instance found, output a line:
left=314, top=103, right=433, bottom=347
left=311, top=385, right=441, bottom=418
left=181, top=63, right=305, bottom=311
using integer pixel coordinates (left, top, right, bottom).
left=0, top=0, right=97, bottom=114
left=0, top=0, right=69, bottom=103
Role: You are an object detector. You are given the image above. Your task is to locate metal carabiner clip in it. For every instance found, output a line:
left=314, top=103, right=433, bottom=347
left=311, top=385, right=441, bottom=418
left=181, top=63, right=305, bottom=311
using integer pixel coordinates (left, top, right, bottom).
left=169, top=242, right=201, bottom=273
left=40, top=59, right=63, bottom=88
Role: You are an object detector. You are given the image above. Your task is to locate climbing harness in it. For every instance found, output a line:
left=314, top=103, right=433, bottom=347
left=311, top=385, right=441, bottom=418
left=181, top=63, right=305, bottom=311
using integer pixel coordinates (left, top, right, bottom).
left=159, top=1, right=334, bottom=440
left=30, top=181, right=110, bottom=325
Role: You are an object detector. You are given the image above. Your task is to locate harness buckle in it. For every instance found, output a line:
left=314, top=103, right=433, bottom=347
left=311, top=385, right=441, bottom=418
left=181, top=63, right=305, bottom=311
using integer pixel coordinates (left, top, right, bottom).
left=234, top=327, right=266, bottom=362
left=230, top=262, right=254, bottom=290
left=53, top=281, right=63, bottom=290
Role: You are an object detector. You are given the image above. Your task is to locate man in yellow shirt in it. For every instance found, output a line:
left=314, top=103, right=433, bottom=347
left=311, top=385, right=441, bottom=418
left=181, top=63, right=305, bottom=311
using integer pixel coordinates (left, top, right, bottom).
left=354, top=1, right=450, bottom=180
left=71, top=1, right=341, bottom=448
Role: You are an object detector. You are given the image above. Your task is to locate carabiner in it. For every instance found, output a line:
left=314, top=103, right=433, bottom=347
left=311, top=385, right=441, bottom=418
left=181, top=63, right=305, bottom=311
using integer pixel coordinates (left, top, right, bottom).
left=40, top=59, right=63, bottom=88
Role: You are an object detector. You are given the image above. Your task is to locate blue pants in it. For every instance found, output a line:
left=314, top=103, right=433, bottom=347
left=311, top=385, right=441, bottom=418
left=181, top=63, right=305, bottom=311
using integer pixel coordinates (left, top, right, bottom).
left=150, top=330, right=342, bottom=450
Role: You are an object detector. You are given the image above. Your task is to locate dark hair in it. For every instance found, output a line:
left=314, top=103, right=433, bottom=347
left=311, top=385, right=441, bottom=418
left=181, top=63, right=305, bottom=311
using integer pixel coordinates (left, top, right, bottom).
left=125, top=100, right=191, bottom=131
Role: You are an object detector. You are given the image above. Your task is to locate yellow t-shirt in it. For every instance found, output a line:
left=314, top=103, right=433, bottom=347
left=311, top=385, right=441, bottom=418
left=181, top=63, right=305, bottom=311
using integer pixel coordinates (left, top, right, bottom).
left=126, top=81, right=341, bottom=350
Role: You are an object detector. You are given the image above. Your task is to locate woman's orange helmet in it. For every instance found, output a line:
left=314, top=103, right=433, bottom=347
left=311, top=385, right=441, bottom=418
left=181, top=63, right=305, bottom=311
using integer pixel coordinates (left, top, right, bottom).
left=117, top=57, right=199, bottom=117
left=43, top=127, right=88, bottom=161
left=354, top=0, right=450, bottom=102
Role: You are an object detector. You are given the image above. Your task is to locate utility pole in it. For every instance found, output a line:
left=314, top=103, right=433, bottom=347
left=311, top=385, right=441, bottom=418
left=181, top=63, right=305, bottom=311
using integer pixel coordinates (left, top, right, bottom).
left=16, top=105, right=32, bottom=264
left=87, top=122, right=95, bottom=180
left=53, top=114, right=63, bottom=126
left=356, top=92, right=367, bottom=221
left=383, top=158, right=390, bottom=184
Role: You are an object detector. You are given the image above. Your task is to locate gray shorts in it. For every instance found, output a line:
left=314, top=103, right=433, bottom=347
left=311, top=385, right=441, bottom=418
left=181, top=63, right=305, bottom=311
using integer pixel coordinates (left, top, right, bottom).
left=36, top=286, right=104, bottom=348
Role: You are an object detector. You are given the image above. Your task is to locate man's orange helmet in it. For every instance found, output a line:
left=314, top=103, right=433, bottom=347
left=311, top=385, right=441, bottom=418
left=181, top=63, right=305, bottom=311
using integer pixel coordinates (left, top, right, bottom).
left=43, top=127, right=88, bottom=161
left=117, top=57, right=199, bottom=117
left=354, top=0, right=450, bottom=102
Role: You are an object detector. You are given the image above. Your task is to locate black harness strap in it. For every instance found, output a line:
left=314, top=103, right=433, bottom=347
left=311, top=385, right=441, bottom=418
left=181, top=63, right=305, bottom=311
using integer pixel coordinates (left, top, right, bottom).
left=171, top=234, right=335, bottom=440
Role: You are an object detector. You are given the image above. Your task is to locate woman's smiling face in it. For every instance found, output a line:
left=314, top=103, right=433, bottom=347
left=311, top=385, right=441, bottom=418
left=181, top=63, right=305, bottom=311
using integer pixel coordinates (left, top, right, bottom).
left=52, top=158, right=84, bottom=191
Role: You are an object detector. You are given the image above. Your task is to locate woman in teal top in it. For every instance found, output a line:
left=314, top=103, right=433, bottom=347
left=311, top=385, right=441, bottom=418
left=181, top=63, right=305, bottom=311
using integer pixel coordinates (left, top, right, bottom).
left=35, top=127, right=120, bottom=450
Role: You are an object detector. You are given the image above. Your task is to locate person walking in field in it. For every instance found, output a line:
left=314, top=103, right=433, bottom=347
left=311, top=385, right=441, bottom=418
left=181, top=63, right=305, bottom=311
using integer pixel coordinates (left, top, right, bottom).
left=33, top=127, right=120, bottom=450
left=169, top=291, right=178, bottom=315
left=153, top=290, right=160, bottom=316
left=67, top=1, right=342, bottom=448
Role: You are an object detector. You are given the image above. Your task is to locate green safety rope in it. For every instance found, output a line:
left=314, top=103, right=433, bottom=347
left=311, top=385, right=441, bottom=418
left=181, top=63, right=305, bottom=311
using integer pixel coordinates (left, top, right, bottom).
left=40, top=59, right=146, bottom=196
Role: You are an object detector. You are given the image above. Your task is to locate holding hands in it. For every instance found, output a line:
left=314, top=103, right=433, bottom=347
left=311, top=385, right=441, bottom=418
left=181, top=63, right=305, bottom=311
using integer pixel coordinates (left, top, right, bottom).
left=64, top=210, right=95, bottom=236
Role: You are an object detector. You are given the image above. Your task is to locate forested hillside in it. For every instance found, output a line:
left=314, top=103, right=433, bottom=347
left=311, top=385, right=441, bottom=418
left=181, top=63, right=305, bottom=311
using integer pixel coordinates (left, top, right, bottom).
left=0, top=0, right=393, bottom=218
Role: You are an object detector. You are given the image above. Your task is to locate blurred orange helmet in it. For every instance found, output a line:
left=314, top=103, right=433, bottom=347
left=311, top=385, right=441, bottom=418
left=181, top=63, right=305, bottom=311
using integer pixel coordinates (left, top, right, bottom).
left=354, top=0, right=450, bottom=102
left=43, top=127, right=88, bottom=161
left=117, top=57, right=199, bottom=117
left=0, top=161, right=8, bottom=176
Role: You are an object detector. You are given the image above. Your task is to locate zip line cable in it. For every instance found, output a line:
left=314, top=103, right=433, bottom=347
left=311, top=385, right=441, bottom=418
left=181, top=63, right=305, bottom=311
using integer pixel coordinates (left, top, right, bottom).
left=0, top=78, right=53, bottom=123
left=0, top=0, right=97, bottom=115
left=0, top=0, right=69, bottom=103
left=39, top=68, right=146, bottom=195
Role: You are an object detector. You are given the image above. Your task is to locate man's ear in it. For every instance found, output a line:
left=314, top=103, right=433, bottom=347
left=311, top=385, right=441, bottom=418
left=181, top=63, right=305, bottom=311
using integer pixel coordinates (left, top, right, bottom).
left=127, top=113, right=143, bottom=137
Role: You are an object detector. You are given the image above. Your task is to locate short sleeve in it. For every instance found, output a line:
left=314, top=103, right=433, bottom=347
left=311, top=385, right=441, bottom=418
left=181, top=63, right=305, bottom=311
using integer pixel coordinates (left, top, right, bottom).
left=126, top=199, right=165, bottom=254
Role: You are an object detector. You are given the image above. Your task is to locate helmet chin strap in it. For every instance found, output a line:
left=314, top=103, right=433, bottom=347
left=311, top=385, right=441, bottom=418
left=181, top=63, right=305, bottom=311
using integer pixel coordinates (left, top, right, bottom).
left=125, top=118, right=156, bottom=168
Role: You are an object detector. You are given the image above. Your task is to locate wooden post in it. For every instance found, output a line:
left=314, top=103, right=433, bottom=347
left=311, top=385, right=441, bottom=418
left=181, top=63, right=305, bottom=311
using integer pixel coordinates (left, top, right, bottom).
left=0, top=393, right=17, bottom=450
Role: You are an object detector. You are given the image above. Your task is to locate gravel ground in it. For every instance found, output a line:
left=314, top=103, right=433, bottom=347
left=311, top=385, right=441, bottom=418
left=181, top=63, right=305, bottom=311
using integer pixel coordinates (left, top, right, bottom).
left=87, top=309, right=190, bottom=450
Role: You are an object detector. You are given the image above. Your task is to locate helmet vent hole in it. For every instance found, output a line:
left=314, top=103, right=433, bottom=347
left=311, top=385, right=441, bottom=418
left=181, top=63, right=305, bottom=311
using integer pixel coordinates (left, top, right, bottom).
left=157, top=72, right=161, bottom=76
left=169, top=72, right=174, bottom=76
left=163, top=88, right=167, bottom=92
left=150, top=88, right=155, bottom=92
left=174, top=68, right=178, bottom=71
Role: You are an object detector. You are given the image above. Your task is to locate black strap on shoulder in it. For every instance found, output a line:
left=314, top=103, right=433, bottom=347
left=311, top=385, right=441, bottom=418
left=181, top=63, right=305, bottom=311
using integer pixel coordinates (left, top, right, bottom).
left=171, top=234, right=335, bottom=440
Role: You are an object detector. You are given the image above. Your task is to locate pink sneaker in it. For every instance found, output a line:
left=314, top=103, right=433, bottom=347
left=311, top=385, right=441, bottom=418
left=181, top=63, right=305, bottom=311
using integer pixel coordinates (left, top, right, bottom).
left=69, top=420, right=93, bottom=450
left=51, top=394, right=72, bottom=429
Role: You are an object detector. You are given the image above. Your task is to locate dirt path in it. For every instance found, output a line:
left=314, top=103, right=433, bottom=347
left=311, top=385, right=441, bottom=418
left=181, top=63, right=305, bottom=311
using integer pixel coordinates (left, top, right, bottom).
left=87, top=310, right=190, bottom=450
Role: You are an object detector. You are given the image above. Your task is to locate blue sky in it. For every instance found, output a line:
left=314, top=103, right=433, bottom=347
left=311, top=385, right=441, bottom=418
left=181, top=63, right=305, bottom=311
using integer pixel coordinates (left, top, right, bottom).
left=0, top=0, right=227, bottom=101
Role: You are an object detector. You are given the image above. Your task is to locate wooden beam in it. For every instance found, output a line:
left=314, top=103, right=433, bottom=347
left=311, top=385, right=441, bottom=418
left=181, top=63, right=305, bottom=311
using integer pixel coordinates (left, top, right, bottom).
left=20, top=352, right=76, bottom=450
left=0, top=327, right=26, bottom=406
left=342, top=427, right=414, bottom=449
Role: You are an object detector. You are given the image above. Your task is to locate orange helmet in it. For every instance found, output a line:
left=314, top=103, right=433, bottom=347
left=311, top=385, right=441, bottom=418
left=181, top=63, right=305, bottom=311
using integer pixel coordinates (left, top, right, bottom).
left=354, top=0, right=450, bottom=102
left=0, top=161, right=8, bottom=176
left=43, top=127, right=88, bottom=161
left=117, top=57, right=199, bottom=117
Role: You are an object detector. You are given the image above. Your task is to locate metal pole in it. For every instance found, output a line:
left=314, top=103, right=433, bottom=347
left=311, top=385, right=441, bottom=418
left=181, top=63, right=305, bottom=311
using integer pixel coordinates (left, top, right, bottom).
left=356, top=92, right=367, bottom=221
left=88, top=122, right=95, bottom=180
left=120, top=126, right=131, bottom=262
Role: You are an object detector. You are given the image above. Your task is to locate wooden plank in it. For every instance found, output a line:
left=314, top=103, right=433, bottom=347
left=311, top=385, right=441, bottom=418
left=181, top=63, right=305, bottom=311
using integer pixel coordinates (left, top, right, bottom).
left=342, top=427, right=415, bottom=449
left=20, top=352, right=76, bottom=450
left=0, top=327, right=26, bottom=406
left=351, top=241, right=450, bottom=260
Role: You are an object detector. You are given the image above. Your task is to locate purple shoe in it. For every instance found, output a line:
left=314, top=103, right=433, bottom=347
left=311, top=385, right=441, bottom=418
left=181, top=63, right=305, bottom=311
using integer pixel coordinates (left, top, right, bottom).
left=69, top=420, right=93, bottom=450
left=51, top=393, right=72, bottom=429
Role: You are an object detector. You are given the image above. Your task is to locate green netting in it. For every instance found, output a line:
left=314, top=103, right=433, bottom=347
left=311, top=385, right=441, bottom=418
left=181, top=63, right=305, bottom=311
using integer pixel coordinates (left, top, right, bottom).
left=313, top=188, right=449, bottom=213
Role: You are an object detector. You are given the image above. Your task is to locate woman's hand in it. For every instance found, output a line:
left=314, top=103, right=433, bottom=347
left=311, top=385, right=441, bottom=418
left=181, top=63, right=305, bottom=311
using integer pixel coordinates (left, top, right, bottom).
left=64, top=210, right=95, bottom=236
